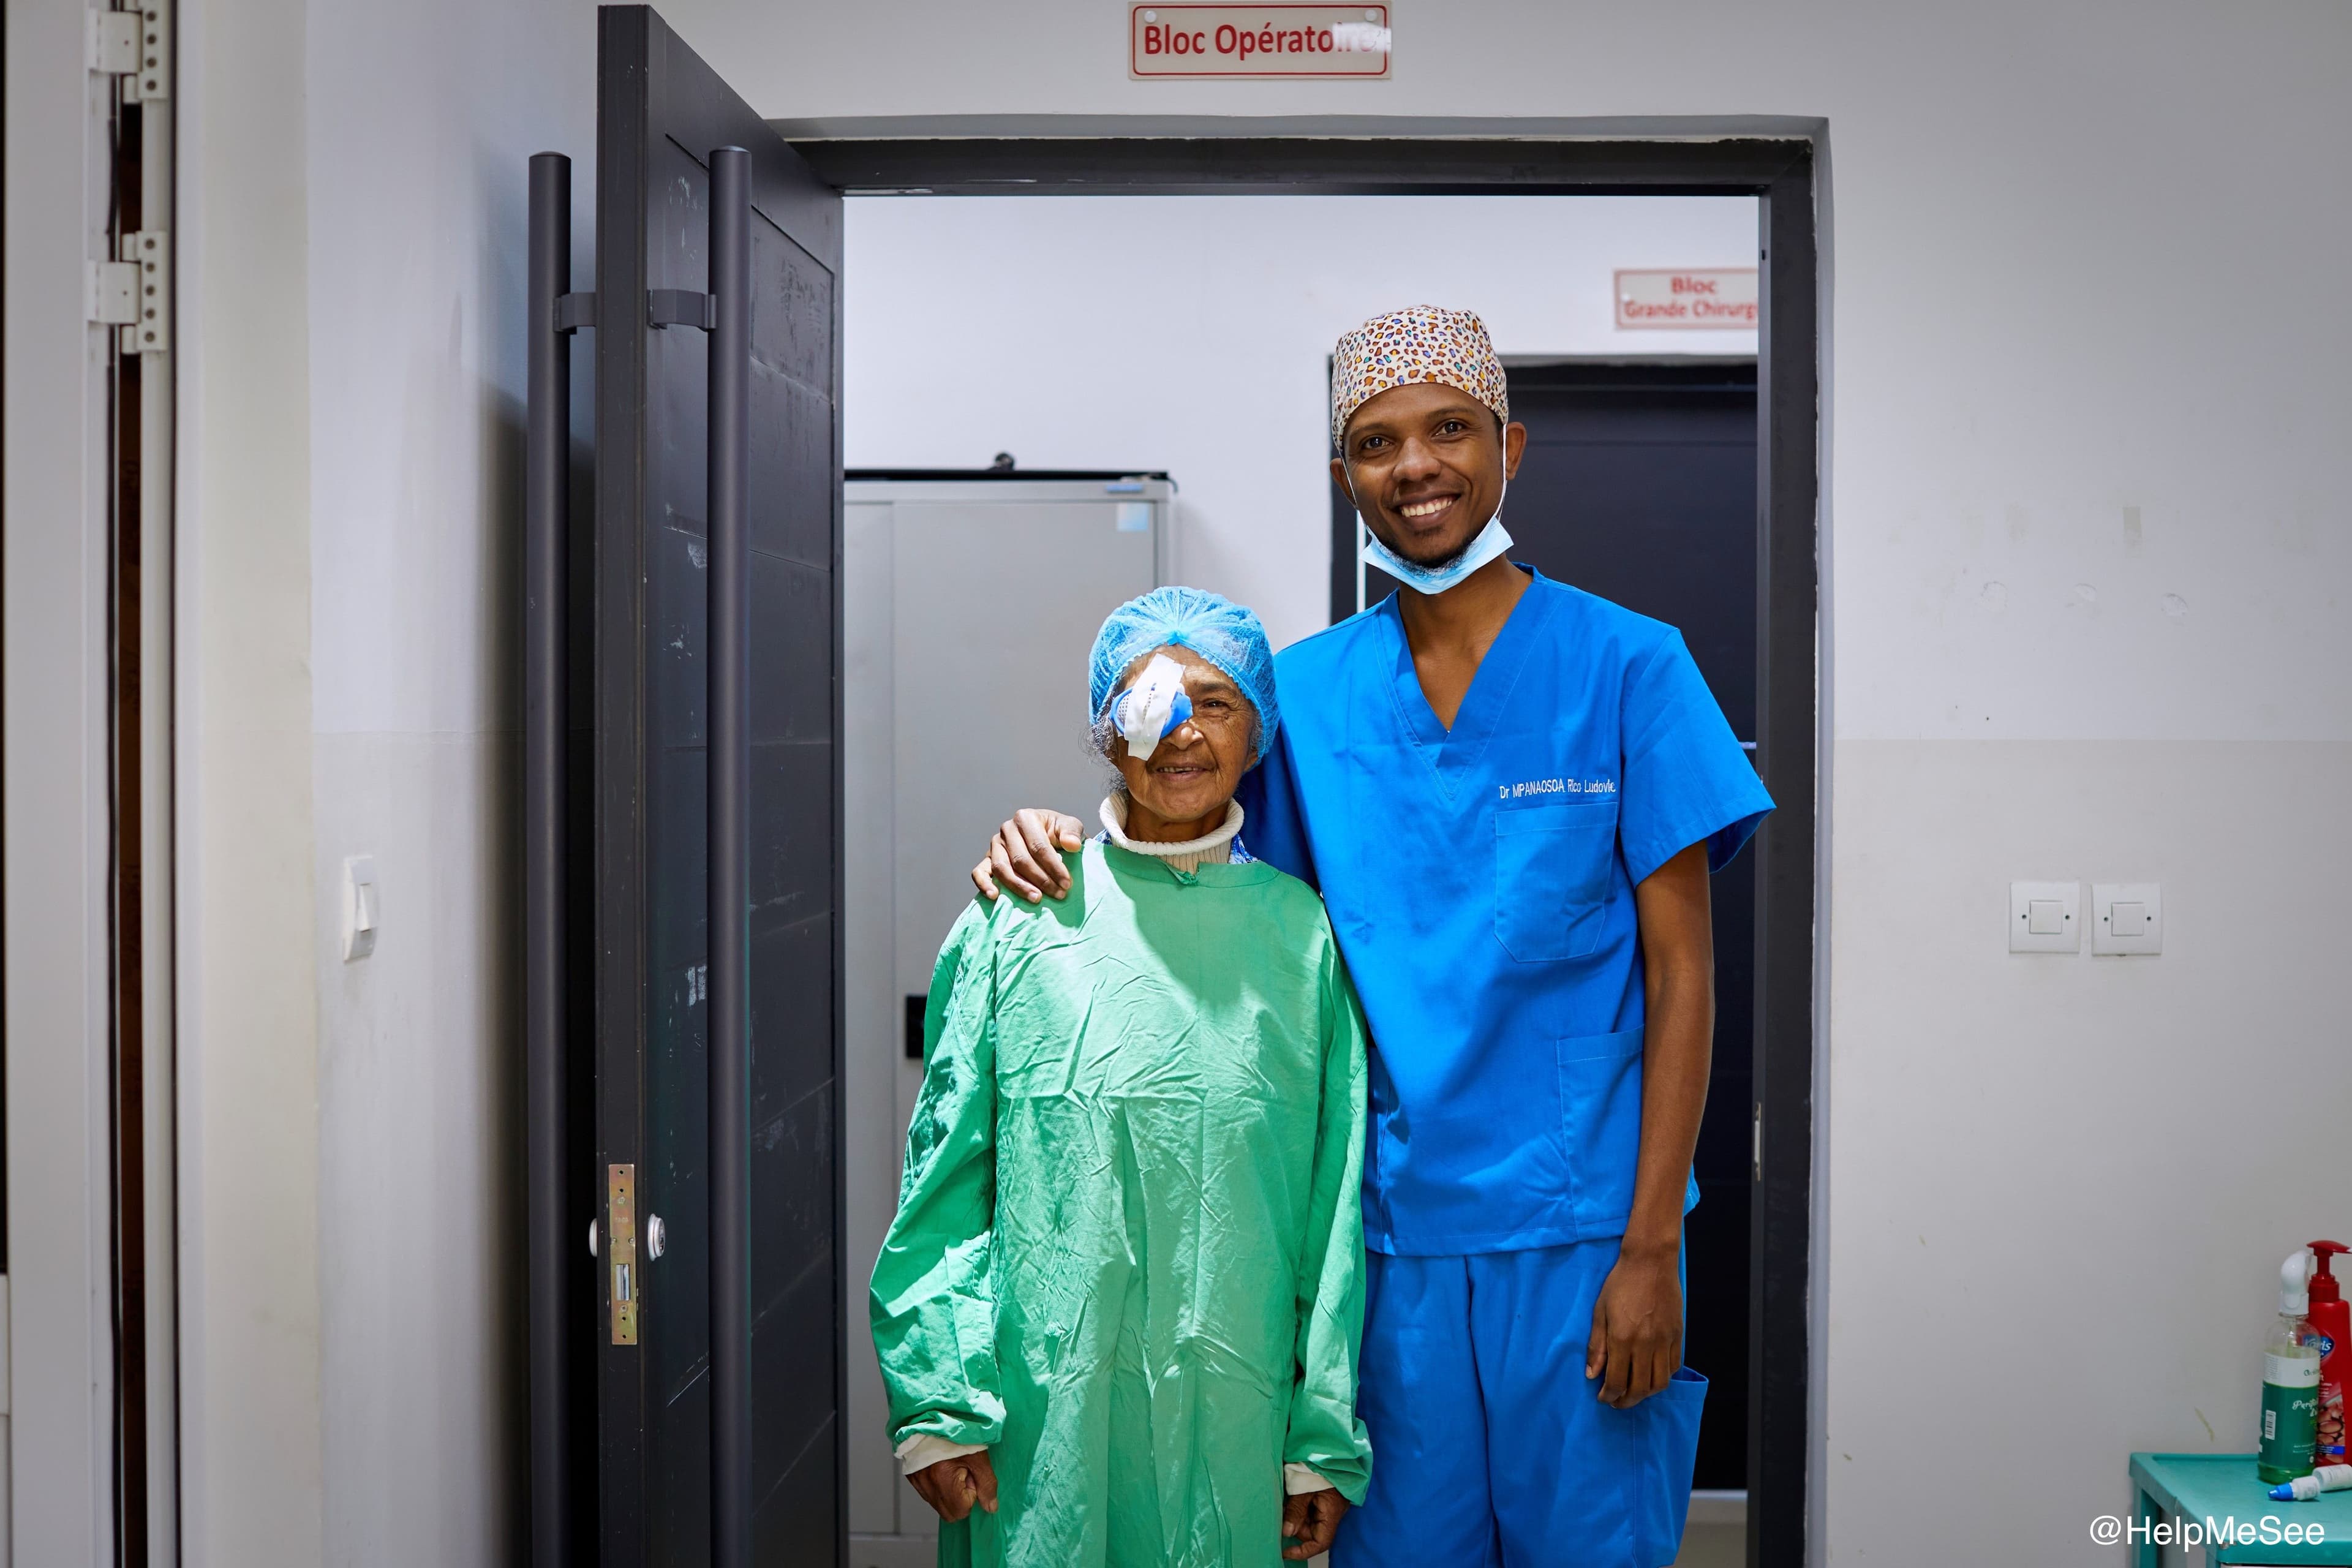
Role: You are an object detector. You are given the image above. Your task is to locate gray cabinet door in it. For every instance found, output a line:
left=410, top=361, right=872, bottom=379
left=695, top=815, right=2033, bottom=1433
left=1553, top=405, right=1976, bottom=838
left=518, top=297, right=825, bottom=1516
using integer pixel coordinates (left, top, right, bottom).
left=838, top=477, right=1166, bottom=1548
left=593, top=8, right=843, bottom=1562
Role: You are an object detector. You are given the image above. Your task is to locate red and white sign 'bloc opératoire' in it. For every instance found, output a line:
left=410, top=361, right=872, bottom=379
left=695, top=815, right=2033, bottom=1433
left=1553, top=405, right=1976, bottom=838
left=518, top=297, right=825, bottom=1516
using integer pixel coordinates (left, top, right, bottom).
left=1131, top=6, right=1391, bottom=78
left=1613, top=268, right=1759, bottom=330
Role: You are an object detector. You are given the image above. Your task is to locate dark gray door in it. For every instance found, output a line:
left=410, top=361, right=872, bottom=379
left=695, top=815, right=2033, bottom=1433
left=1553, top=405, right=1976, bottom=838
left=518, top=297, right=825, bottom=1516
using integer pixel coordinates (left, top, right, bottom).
left=593, top=7, right=844, bottom=1562
left=1330, top=359, right=1758, bottom=1492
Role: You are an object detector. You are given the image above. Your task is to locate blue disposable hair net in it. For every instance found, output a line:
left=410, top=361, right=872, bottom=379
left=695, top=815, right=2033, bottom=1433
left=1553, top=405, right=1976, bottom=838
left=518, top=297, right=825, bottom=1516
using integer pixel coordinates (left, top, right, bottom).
left=1088, top=587, right=1280, bottom=760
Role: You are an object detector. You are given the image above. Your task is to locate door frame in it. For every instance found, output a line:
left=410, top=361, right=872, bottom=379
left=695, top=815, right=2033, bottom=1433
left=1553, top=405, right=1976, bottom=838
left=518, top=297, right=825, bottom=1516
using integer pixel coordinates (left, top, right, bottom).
left=786, top=123, right=1825, bottom=1568
left=5, top=1, right=185, bottom=1560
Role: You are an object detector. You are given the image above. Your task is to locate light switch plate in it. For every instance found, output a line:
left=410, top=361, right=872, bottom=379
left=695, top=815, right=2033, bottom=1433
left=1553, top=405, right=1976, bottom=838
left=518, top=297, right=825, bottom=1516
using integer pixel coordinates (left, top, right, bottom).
left=2009, top=881, right=2081, bottom=953
left=2092, top=881, right=2162, bottom=956
left=344, top=854, right=379, bottom=961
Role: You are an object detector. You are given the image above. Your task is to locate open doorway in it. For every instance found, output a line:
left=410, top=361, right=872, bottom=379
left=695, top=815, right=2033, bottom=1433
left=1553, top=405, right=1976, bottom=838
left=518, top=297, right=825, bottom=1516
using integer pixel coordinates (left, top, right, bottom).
left=840, top=192, right=1763, bottom=1568
left=530, top=16, right=1819, bottom=1564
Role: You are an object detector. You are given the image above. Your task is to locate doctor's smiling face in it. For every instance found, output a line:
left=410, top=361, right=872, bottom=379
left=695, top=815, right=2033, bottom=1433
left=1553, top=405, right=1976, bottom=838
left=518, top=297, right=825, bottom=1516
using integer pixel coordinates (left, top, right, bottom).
left=1332, top=381, right=1527, bottom=571
left=1108, top=645, right=1257, bottom=843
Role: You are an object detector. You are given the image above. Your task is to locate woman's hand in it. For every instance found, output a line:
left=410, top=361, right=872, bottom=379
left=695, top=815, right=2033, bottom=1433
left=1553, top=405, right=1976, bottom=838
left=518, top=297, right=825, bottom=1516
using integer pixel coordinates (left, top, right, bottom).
left=908, top=1450, right=1000, bottom=1523
left=970, top=809, right=1085, bottom=903
left=1281, top=1487, right=1349, bottom=1559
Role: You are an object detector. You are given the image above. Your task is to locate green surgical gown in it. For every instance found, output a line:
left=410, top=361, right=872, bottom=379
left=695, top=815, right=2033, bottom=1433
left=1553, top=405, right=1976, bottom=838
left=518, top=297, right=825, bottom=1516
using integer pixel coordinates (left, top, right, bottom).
left=871, top=840, right=1373, bottom=1567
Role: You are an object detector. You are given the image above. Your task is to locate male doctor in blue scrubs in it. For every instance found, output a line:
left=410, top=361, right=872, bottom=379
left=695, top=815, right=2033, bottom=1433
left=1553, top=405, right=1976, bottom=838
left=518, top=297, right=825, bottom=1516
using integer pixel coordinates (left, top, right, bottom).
left=971, top=304, right=1773, bottom=1567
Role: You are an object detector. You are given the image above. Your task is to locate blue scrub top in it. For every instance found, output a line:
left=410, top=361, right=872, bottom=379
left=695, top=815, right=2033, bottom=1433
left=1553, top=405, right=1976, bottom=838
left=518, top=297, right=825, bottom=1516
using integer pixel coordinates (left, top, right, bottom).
left=1237, top=569, right=1773, bottom=1256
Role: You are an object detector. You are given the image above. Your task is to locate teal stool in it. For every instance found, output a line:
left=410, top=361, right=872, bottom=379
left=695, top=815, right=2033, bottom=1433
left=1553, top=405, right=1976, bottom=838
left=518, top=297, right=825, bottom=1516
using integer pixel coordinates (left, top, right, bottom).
left=2128, top=1453, right=2352, bottom=1564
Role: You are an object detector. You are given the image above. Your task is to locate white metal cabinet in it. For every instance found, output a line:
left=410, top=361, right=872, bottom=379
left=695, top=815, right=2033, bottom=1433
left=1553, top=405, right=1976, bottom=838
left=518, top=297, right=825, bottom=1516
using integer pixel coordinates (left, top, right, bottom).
left=842, top=473, right=1170, bottom=1557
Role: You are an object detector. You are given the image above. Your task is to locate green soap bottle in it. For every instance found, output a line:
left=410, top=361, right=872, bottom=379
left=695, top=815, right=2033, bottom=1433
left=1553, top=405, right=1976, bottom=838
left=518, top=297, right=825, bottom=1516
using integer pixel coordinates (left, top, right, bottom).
left=2261, top=1249, right=2323, bottom=1485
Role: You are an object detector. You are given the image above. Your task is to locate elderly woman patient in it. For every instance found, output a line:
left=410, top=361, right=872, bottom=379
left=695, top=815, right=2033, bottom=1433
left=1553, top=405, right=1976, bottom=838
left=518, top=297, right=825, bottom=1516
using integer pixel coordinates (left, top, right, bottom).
left=870, top=587, right=1373, bottom=1567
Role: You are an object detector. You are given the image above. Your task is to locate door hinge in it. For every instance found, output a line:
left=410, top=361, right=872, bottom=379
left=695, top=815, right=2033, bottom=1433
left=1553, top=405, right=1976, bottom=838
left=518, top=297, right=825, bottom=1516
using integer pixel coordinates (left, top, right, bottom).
left=86, top=0, right=170, bottom=101
left=87, top=258, right=137, bottom=327
left=86, top=10, right=138, bottom=75
left=555, top=292, right=596, bottom=332
left=121, top=231, right=170, bottom=353
left=89, top=232, right=170, bottom=353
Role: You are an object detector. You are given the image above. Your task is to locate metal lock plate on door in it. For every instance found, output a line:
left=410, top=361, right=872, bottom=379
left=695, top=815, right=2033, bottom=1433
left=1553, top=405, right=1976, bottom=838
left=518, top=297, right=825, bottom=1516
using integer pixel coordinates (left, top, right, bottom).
left=607, top=1163, right=638, bottom=1344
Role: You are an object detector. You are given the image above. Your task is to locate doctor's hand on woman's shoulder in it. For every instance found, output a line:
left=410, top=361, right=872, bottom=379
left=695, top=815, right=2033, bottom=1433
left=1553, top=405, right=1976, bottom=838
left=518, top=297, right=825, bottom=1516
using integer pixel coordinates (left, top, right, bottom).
left=908, top=1450, right=999, bottom=1523
left=971, top=809, right=1086, bottom=903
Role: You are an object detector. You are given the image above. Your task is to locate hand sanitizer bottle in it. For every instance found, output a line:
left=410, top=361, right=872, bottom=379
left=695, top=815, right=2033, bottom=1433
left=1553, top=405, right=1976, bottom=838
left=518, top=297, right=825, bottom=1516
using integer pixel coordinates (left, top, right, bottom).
left=2261, top=1249, right=2323, bottom=1485
left=2305, top=1240, right=2349, bottom=1464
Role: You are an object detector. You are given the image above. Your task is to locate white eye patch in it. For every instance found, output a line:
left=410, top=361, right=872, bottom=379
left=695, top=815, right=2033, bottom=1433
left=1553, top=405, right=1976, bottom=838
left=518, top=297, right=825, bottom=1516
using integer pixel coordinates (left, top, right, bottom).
left=1110, top=653, right=1194, bottom=763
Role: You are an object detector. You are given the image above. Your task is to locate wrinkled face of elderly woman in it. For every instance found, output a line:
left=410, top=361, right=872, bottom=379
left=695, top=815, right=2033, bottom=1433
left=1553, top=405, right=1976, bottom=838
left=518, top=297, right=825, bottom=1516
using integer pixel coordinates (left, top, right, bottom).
left=1104, top=645, right=1259, bottom=836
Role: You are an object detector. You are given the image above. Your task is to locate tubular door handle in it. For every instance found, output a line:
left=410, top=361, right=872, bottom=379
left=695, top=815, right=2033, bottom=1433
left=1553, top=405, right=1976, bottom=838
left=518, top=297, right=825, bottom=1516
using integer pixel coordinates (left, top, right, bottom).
left=647, top=288, right=715, bottom=330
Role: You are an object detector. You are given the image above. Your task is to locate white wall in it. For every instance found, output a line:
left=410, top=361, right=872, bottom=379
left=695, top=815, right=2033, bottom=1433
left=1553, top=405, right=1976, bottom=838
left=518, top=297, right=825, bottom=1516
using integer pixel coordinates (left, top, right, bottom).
left=4, top=2, right=127, bottom=1561
left=845, top=194, right=1755, bottom=649
left=303, top=0, right=597, bottom=1556
left=181, top=0, right=599, bottom=1562
left=657, top=3, right=2352, bottom=1564
left=167, top=0, right=2352, bottom=1564
left=178, top=0, right=322, bottom=1561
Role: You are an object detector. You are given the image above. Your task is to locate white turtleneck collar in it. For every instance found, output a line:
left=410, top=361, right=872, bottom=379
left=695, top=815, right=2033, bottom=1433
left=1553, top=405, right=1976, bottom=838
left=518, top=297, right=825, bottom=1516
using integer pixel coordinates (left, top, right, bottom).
left=1098, top=794, right=1243, bottom=876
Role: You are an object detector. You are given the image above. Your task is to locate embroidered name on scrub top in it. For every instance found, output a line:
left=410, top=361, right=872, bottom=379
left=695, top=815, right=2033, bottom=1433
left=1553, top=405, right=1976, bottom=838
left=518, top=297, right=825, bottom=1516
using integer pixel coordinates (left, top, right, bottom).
left=1499, top=776, right=1615, bottom=801
left=1235, top=568, right=1775, bottom=1257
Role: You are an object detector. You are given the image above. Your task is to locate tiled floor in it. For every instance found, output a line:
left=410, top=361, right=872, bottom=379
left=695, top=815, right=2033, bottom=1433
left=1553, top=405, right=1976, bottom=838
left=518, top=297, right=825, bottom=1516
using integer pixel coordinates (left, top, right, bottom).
left=853, top=1493, right=1746, bottom=1567
left=1673, top=1489, right=1749, bottom=1567
left=1672, top=1518, right=1746, bottom=1567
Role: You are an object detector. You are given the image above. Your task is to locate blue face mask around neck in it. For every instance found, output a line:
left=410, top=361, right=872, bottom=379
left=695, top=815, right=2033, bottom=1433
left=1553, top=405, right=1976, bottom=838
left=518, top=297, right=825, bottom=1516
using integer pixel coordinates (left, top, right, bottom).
left=1357, top=480, right=1513, bottom=596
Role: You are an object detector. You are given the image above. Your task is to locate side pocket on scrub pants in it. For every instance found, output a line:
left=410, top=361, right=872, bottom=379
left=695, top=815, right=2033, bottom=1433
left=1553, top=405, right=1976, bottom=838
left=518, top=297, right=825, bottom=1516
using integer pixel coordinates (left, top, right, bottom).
left=1493, top=800, right=1617, bottom=962
left=1630, top=1366, right=1708, bottom=1566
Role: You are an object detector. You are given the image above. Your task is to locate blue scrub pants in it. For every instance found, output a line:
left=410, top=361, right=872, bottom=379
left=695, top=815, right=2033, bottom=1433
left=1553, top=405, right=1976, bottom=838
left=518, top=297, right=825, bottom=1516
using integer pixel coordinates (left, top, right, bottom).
left=1333, top=1237, right=1705, bottom=1568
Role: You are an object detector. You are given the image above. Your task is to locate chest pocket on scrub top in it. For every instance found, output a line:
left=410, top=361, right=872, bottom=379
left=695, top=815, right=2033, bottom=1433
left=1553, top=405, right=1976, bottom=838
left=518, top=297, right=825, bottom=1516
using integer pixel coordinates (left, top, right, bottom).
left=1493, top=799, right=1618, bottom=962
